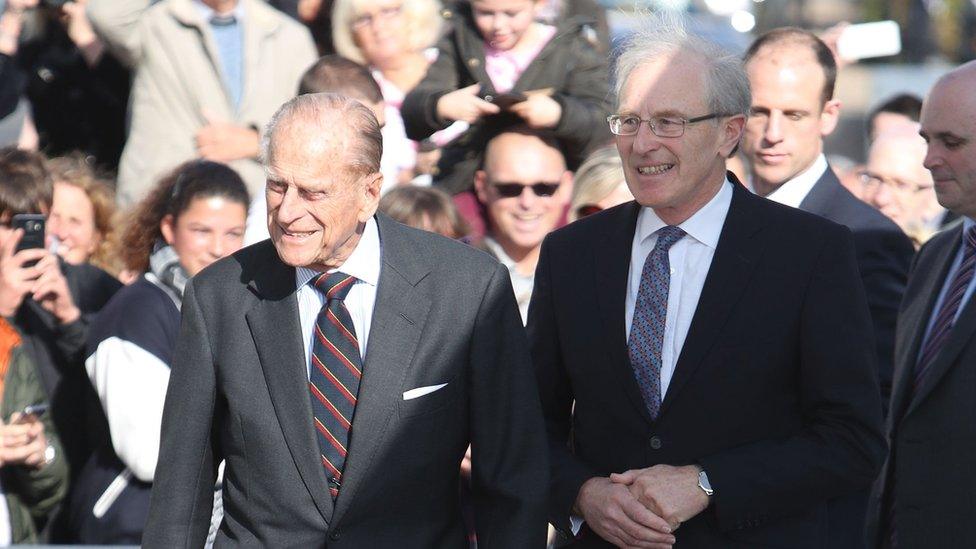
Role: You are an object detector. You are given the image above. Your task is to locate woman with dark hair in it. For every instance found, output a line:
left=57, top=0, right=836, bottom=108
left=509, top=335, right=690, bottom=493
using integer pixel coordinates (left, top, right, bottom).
left=68, top=160, right=249, bottom=544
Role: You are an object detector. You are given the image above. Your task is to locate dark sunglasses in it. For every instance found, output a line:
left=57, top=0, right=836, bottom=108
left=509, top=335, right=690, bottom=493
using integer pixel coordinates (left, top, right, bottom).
left=491, top=182, right=561, bottom=198
left=575, top=204, right=603, bottom=218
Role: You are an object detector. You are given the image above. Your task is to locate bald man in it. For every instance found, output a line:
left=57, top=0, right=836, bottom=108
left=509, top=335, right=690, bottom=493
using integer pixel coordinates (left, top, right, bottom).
left=868, top=60, right=976, bottom=549
left=143, top=94, right=547, bottom=547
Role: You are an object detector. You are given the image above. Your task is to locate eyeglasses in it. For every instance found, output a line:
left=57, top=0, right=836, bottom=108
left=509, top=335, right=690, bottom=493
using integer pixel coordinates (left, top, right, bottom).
left=607, top=113, right=728, bottom=138
left=857, top=170, right=933, bottom=194
left=575, top=204, right=603, bottom=218
left=351, top=5, right=402, bottom=28
left=491, top=182, right=561, bottom=198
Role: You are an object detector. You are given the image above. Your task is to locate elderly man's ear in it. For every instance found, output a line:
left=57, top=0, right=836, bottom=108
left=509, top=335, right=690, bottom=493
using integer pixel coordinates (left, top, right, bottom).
left=359, top=172, right=384, bottom=221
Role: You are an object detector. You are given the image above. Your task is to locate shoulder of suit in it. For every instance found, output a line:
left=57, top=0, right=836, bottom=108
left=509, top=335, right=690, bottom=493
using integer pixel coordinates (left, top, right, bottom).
left=192, top=239, right=278, bottom=292
left=381, top=216, right=501, bottom=273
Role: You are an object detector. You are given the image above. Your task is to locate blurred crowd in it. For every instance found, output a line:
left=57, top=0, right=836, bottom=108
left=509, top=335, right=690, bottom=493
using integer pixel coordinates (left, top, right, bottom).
left=0, top=0, right=962, bottom=545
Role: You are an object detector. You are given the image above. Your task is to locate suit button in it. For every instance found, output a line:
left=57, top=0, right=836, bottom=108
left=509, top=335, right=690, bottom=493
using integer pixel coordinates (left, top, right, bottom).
left=329, top=529, right=341, bottom=541
left=649, top=436, right=663, bottom=450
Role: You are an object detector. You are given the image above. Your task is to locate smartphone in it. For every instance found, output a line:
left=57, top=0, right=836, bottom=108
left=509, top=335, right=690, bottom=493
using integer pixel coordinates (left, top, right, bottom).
left=15, top=403, right=49, bottom=422
left=837, top=20, right=902, bottom=61
left=11, top=214, right=46, bottom=254
left=481, top=91, right=527, bottom=110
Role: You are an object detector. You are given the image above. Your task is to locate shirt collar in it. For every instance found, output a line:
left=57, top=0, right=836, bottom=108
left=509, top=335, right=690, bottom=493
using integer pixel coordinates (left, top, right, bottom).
left=635, top=176, right=733, bottom=250
left=295, top=217, right=381, bottom=289
left=194, top=0, right=246, bottom=23
left=763, top=153, right=828, bottom=208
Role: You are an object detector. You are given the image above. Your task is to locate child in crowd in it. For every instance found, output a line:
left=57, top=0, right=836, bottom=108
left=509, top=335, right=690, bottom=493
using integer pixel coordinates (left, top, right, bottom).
left=401, top=0, right=611, bottom=230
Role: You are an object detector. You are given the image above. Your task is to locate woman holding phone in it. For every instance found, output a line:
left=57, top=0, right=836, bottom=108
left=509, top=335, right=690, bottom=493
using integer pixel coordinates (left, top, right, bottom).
left=70, top=160, right=249, bottom=544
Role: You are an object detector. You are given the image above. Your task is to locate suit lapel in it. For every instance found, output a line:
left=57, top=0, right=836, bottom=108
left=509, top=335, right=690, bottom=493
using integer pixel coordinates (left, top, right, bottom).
left=889, top=230, right=958, bottom=424
left=244, top=246, right=336, bottom=523
left=903, top=228, right=974, bottom=417
left=593, top=203, right=655, bottom=425
left=331, top=215, right=432, bottom=525
left=660, top=183, right=766, bottom=416
left=796, top=166, right=839, bottom=216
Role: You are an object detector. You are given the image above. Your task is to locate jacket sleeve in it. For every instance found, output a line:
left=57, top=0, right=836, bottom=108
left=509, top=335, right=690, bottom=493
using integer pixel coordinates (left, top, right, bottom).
left=549, top=33, right=612, bottom=166
left=4, top=346, right=68, bottom=525
left=469, top=263, right=549, bottom=548
left=527, top=237, right=600, bottom=534
left=142, top=282, right=219, bottom=548
left=697, top=226, right=887, bottom=531
left=87, top=0, right=151, bottom=68
left=401, top=33, right=463, bottom=140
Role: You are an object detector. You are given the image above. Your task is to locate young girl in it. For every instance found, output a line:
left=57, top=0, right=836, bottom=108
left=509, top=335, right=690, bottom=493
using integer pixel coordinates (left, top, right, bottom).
left=402, top=0, right=611, bottom=223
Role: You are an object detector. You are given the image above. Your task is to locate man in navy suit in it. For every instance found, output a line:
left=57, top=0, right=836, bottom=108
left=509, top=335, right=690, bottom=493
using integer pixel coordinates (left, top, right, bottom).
left=530, top=16, right=885, bottom=548
left=741, top=28, right=914, bottom=417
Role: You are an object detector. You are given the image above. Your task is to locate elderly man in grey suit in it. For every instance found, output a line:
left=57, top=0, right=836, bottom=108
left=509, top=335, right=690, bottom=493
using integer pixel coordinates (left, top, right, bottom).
left=868, top=60, right=976, bottom=548
left=142, top=93, right=548, bottom=547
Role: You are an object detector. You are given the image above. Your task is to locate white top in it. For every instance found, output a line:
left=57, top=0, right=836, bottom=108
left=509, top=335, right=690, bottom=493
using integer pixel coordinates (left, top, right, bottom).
left=625, top=178, right=733, bottom=400
left=764, top=153, right=828, bottom=208
left=295, top=217, right=381, bottom=377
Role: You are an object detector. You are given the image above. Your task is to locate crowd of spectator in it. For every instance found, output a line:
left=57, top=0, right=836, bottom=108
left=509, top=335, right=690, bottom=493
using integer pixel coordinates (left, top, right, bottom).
left=0, top=0, right=967, bottom=546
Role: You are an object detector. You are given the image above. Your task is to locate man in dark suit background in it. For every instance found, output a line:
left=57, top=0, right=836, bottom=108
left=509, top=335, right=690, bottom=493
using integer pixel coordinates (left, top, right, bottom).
left=143, top=93, right=548, bottom=547
left=529, top=16, right=885, bottom=548
left=868, top=60, right=976, bottom=548
left=741, top=28, right=915, bottom=418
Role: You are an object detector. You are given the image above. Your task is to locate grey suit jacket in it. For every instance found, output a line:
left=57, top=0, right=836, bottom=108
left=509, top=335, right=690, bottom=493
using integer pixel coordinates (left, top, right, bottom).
left=143, top=214, right=548, bottom=548
left=867, top=223, right=976, bottom=547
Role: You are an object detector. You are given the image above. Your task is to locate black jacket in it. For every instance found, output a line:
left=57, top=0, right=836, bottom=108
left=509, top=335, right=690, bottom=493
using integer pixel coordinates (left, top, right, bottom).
left=402, top=4, right=612, bottom=194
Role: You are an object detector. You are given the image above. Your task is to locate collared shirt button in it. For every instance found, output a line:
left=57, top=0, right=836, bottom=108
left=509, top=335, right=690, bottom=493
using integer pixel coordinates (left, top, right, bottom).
left=329, top=529, right=341, bottom=541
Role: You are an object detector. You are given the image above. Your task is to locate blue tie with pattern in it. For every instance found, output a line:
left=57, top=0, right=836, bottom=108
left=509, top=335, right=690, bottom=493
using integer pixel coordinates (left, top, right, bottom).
left=628, top=225, right=685, bottom=420
left=308, top=272, right=362, bottom=499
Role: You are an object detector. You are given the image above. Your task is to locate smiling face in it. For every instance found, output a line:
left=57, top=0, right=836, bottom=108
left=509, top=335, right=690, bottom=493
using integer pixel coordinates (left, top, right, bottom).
left=48, top=182, right=99, bottom=264
left=351, top=0, right=409, bottom=66
left=160, top=195, right=247, bottom=277
left=475, top=132, right=571, bottom=256
left=614, top=51, right=743, bottom=225
left=470, top=0, right=538, bottom=51
left=920, top=68, right=976, bottom=219
left=265, top=118, right=382, bottom=271
left=742, top=45, right=840, bottom=196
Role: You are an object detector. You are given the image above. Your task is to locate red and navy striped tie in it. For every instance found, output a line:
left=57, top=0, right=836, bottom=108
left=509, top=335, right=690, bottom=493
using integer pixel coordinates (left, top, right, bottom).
left=308, top=272, right=361, bottom=499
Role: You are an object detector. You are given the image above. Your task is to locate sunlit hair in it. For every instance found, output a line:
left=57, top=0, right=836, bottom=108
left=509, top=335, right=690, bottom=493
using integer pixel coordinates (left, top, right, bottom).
left=262, top=93, right=383, bottom=180
left=48, top=154, right=122, bottom=274
left=569, top=146, right=627, bottom=222
left=613, top=11, right=750, bottom=120
left=331, top=0, right=443, bottom=65
left=298, top=54, right=383, bottom=103
left=0, top=147, right=52, bottom=217
left=379, top=186, right=469, bottom=239
left=744, top=27, right=836, bottom=106
left=120, top=160, right=250, bottom=273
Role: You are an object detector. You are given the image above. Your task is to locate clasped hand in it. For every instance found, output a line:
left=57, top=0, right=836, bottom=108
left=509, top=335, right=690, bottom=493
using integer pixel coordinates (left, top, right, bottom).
left=576, top=465, right=709, bottom=548
left=0, top=413, right=48, bottom=469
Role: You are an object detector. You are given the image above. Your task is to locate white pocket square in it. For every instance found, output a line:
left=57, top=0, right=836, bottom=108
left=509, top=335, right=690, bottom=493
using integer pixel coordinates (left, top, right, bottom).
left=403, top=383, right=448, bottom=400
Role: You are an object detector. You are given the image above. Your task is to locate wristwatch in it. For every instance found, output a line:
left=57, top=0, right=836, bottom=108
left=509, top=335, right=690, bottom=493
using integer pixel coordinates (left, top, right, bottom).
left=697, top=468, right=714, bottom=497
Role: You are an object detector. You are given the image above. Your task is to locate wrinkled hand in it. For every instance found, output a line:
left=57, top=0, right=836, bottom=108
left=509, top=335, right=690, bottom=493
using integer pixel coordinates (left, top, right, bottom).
left=31, top=253, right=80, bottom=324
left=508, top=93, right=561, bottom=129
left=575, top=476, right=675, bottom=548
left=0, top=230, right=47, bottom=317
left=196, top=112, right=260, bottom=163
left=611, top=465, right=709, bottom=532
left=436, top=84, right=500, bottom=124
left=0, top=413, right=48, bottom=468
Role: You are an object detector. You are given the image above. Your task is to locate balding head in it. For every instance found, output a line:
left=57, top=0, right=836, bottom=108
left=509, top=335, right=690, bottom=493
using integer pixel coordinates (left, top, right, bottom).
left=919, top=61, right=976, bottom=219
left=863, top=130, right=932, bottom=227
left=263, top=93, right=382, bottom=181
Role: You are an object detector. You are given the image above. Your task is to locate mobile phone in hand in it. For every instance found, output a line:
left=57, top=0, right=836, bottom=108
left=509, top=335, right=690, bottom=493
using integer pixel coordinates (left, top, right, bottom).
left=11, top=214, right=46, bottom=254
left=18, top=403, right=49, bottom=421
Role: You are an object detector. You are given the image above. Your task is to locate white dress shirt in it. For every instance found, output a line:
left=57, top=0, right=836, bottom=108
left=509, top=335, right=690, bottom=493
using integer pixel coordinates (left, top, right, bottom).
left=764, top=153, right=828, bottom=208
left=625, top=179, right=732, bottom=400
left=296, top=218, right=381, bottom=377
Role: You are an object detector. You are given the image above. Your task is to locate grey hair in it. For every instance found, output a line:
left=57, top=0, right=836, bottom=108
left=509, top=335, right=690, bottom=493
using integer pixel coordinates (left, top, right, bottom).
left=613, top=11, right=750, bottom=119
left=261, top=93, right=383, bottom=178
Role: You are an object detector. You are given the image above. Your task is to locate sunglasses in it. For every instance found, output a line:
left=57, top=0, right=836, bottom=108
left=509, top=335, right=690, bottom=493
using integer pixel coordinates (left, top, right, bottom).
left=491, top=182, right=561, bottom=198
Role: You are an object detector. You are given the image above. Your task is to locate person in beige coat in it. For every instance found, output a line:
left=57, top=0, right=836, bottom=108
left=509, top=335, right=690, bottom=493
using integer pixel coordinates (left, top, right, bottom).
left=88, top=0, right=317, bottom=206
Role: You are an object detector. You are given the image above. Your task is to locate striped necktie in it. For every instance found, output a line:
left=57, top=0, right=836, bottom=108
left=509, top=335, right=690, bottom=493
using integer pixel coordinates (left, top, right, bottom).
left=308, top=272, right=362, bottom=498
left=628, top=225, right=685, bottom=420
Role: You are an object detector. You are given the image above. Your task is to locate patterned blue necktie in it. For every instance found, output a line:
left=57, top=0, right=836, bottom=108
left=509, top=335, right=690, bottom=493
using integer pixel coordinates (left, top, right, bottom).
left=628, top=226, right=685, bottom=420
